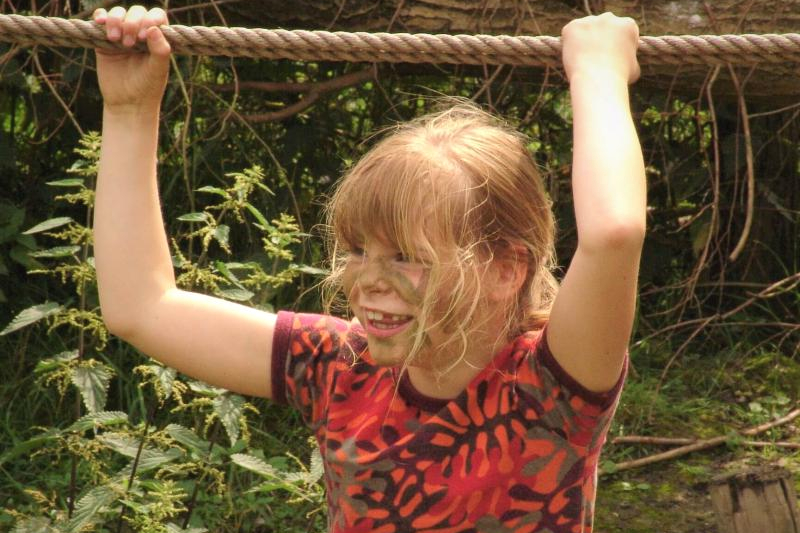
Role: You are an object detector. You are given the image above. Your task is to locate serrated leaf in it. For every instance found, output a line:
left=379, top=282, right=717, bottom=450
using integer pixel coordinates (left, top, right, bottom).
left=145, top=364, right=176, bottom=399
left=46, top=178, right=85, bottom=188
left=98, top=433, right=144, bottom=458
left=283, top=471, right=309, bottom=483
left=35, top=350, right=79, bottom=373
left=66, top=484, right=118, bottom=533
left=29, top=245, right=81, bottom=258
left=196, top=186, right=231, bottom=199
left=11, top=242, right=43, bottom=270
left=309, top=446, right=324, bottom=484
left=22, top=217, right=73, bottom=235
left=244, top=203, right=269, bottom=227
left=231, top=453, right=277, bottom=477
left=293, top=264, right=329, bottom=276
left=177, top=212, right=208, bottom=223
left=215, top=261, right=243, bottom=287
left=68, top=411, right=129, bottom=433
left=71, top=363, right=114, bottom=414
left=214, top=394, right=245, bottom=446
left=0, top=430, right=60, bottom=469
left=11, top=516, right=57, bottom=533
left=130, top=448, right=182, bottom=472
left=1, top=302, right=62, bottom=336
left=213, top=224, right=230, bottom=247
left=247, top=480, right=288, bottom=493
left=218, top=287, right=254, bottom=301
left=187, top=380, right=226, bottom=397
left=165, top=424, right=212, bottom=455
left=100, top=433, right=182, bottom=473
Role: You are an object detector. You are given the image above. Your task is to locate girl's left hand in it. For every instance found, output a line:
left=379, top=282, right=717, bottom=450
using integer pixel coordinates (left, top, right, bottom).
left=561, top=12, right=640, bottom=85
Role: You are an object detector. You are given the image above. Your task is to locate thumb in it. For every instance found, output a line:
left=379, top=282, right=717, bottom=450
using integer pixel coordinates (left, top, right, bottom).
left=144, top=26, right=172, bottom=61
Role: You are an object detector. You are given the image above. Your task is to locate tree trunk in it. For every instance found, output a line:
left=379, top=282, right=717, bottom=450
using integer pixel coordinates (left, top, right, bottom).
left=710, top=466, right=800, bottom=533
left=175, top=0, right=800, bottom=99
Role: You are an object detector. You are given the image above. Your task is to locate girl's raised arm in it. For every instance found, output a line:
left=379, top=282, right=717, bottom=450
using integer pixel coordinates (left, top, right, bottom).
left=546, top=13, right=647, bottom=393
left=93, top=6, right=277, bottom=398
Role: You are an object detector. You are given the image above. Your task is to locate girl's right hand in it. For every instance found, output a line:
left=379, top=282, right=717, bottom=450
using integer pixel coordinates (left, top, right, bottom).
left=94, top=6, right=171, bottom=111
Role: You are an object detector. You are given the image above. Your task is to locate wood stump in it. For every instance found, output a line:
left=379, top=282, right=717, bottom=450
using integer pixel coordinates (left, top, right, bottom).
left=710, top=466, right=800, bottom=533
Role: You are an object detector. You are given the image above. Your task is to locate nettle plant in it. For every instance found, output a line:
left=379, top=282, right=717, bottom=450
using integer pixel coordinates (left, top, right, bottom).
left=2, top=132, right=325, bottom=533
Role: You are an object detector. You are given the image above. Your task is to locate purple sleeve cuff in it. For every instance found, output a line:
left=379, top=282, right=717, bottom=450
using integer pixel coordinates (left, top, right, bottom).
left=270, top=311, right=294, bottom=404
left=537, top=327, right=628, bottom=410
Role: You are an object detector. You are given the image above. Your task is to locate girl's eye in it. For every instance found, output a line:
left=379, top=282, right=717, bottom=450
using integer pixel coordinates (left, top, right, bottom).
left=394, top=252, right=410, bottom=263
left=349, top=247, right=365, bottom=258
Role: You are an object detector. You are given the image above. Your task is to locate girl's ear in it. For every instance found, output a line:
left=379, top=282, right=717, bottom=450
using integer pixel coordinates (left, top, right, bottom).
left=487, top=246, right=528, bottom=303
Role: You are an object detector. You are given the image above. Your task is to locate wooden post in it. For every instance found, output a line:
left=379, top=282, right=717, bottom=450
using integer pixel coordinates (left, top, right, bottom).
left=710, top=466, right=800, bottom=533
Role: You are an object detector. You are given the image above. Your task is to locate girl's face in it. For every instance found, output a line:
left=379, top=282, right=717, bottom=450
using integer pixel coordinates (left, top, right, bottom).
left=342, top=238, right=434, bottom=367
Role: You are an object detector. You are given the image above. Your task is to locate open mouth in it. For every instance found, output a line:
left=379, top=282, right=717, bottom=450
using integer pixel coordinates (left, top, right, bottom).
left=364, top=309, right=414, bottom=337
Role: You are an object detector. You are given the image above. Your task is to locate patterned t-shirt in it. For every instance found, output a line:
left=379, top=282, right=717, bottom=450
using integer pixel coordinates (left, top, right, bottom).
left=271, top=312, right=626, bottom=533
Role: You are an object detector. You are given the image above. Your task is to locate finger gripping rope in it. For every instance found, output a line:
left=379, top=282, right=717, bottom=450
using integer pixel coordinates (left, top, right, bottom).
left=1, top=13, right=800, bottom=66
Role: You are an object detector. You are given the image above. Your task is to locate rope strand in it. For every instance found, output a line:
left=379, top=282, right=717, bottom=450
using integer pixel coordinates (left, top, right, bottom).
left=1, top=14, right=799, bottom=66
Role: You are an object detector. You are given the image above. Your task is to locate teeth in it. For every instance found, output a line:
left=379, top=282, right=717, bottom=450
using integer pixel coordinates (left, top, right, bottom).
left=365, top=310, right=411, bottom=323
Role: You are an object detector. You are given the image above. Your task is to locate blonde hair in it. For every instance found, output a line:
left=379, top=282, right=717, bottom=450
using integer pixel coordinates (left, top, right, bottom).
left=323, top=99, right=558, bottom=374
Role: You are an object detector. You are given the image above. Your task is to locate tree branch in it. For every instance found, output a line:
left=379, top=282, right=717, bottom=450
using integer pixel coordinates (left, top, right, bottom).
left=602, top=408, right=800, bottom=475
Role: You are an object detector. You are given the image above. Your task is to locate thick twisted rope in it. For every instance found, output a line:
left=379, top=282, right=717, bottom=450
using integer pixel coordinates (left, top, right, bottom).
left=1, top=13, right=800, bottom=66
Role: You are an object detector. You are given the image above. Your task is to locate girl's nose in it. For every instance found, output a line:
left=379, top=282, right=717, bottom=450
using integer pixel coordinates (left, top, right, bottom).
left=358, top=259, right=391, bottom=293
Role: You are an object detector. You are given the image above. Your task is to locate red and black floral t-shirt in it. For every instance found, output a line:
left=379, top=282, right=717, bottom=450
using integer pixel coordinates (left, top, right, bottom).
left=271, top=312, right=626, bottom=533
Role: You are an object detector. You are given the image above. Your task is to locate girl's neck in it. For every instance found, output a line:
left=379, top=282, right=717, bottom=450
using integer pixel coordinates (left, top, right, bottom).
left=406, top=318, right=511, bottom=400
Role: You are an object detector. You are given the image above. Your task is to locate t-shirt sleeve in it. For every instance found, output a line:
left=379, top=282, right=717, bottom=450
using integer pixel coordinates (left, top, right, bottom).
left=516, top=328, right=627, bottom=450
left=270, top=311, right=359, bottom=427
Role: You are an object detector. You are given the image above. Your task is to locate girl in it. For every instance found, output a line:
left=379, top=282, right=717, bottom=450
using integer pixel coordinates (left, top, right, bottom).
left=93, top=6, right=645, bottom=533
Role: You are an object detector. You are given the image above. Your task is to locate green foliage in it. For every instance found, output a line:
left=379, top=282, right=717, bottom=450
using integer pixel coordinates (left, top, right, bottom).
left=2, top=132, right=325, bottom=531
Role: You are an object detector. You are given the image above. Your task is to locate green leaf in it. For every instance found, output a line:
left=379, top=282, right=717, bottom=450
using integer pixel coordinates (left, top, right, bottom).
left=309, top=446, right=324, bottom=484
left=66, top=484, right=118, bottom=533
left=600, top=460, right=618, bottom=475
left=46, top=178, right=85, bottom=188
left=196, top=185, right=231, bottom=199
left=11, top=516, right=57, bottom=533
left=22, top=217, right=73, bottom=235
left=29, top=245, right=81, bottom=258
left=1, top=302, right=62, bottom=336
left=68, top=411, right=129, bottom=433
left=100, top=433, right=182, bottom=473
left=244, top=203, right=269, bottom=227
left=177, top=212, right=208, bottom=223
left=130, top=448, right=183, bottom=473
left=98, top=433, right=144, bottom=458
left=215, top=261, right=243, bottom=287
left=293, top=264, right=329, bottom=276
left=0, top=202, right=25, bottom=243
left=187, top=380, right=226, bottom=397
left=71, top=363, right=114, bottom=414
left=213, top=224, right=230, bottom=247
left=11, top=242, right=43, bottom=270
left=218, top=287, right=254, bottom=301
left=35, top=350, right=79, bottom=373
left=231, top=453, right=277, bottom=477
left=0, top=430, right=60, bottom=469
left=143, top=364, right=177, bottom=399
left=214, top=394, right=245, bottom=446
left=248, top=480, right=291, bottom=494
left=165, top=424, right=212, bottom=455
